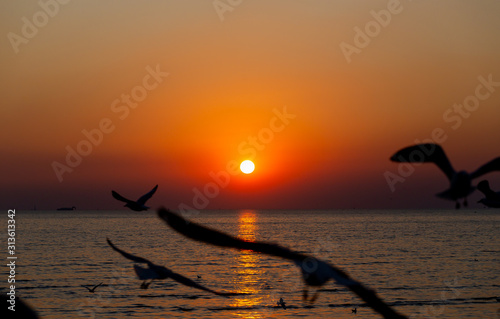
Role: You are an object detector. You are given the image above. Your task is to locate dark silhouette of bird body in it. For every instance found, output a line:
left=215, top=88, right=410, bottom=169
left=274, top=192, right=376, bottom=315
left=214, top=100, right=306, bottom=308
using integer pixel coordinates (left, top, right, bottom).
left=112, top=185, right=158, bottom=211
left=106, top=238, right=233, bottom=297
left=477, top=180, right=500, bottom=208
left=158, top=208, right=407, bottom=319
left=277, top=297, right=287, bottom=309
left=390, top=144, right=500, bottom=208
left=82, top=282, right=102, bottom=293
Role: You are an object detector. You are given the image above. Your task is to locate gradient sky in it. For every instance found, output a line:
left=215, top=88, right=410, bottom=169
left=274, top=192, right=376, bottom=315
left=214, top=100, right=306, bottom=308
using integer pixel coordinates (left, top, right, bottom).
left=1, top=1, right=500, bottom=210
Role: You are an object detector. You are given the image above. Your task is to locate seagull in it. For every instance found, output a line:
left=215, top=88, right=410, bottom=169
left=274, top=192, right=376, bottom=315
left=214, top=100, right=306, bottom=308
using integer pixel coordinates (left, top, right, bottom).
left=106, top=238, right=233, bottom=297
left=111, top=185, right=158, bottom=211
left=158, top=208, right=408, bottom=319
left=82, top=282, right=103, bottom=293
left=477, top=180, right=500, bottom=208
left=352, top=307, right=357, bottom=314
left=390, top=144, right=500, bottom=209
left=277, top=297, right=287, bottom=309
left=140, top=280, right=153, bottom=289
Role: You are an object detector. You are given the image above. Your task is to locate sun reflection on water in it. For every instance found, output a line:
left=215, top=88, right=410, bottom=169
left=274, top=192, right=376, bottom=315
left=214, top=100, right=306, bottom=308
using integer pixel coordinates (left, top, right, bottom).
left=229, top=210, right=271, bottom=318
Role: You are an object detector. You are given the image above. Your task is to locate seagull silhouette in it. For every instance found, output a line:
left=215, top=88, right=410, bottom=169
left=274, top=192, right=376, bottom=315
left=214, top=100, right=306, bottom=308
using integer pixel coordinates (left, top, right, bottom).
left=390, top=144, right=500, bottom=208
left=111, top=185, right=158, bottom=211
left=106, top=238, right=233, bottom=297
left=158, top=208, right=407, bottom=319
left=477, top=180, right=500, bottom=208
left=82, top=282, right=103, bottom=293
left=277, top=297, right=287, bottom=309
left=140, top=280, right=153, bottom=289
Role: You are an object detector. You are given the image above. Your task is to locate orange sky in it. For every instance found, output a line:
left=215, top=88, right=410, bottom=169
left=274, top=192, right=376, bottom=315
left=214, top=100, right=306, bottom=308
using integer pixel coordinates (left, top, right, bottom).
left=1, top=1, right=500, bottom=210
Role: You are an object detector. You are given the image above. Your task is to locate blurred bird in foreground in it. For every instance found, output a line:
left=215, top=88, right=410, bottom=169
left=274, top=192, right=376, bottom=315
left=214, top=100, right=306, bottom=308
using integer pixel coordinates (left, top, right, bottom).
left=106, top=238, right=234, bottom=297
left=158, top=208, right=407, bottom=319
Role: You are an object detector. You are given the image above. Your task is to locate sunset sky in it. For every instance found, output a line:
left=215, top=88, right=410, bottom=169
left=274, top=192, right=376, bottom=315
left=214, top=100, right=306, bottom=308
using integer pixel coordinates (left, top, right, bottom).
left=1, top=1, right=500, bottom=210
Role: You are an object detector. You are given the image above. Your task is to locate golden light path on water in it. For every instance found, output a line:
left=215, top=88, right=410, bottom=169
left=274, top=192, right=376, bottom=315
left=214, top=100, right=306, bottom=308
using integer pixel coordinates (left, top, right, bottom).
left=230, top=210, right=270, bottom=318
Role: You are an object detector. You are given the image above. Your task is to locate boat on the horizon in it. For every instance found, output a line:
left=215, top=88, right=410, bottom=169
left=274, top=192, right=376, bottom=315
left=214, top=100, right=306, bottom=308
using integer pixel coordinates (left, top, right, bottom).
left=56, top=206, right=76, bottom=211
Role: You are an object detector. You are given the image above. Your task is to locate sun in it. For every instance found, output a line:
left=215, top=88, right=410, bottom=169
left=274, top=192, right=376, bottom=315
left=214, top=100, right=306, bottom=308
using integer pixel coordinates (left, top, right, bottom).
left=240, top=160, right=255, bottom=174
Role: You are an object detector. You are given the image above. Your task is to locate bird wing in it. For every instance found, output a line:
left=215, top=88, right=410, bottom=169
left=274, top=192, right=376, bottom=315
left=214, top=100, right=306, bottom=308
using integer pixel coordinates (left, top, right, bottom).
left=167, top=270, right=234, bottom=297
left=81, top=285, right=91, bottom=291
left=158, top=208, right=407, bottom=319
left=158, top=208, right=304, bottom=261
left=111, top=191, right=133, bottom=204
left=137, top=185, right=158, bottom=205
left=94, top=282, right=103, bottom=289
left=470, top=157, right=500, bottom=180
left=390, top=143, right=455, bottom=181
left=107, top=238, right=153, bottom=264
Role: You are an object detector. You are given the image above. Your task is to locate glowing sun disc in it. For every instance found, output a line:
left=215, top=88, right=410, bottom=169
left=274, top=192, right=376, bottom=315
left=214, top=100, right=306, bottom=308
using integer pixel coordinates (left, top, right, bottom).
left=240, top=160, right=255, bottom=174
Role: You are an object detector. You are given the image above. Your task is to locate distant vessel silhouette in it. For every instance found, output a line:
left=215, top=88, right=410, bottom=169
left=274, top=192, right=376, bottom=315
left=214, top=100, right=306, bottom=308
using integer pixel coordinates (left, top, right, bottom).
left=57, top=206, right=76, bottom=211
left=390, top=143, right=500, bottom=209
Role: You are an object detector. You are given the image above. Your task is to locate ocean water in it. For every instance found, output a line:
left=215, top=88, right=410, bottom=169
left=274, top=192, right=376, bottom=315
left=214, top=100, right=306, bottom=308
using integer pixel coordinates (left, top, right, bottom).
left=3, top=209, right=499, bottom=318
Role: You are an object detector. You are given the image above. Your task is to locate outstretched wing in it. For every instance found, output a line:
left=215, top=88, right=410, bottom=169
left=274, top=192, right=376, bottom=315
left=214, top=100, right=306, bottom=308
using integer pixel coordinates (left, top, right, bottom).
left=390, top=143, right=455, bottom=181
left=107, top=238, right=152, bottom=264
left=168, top=270, right=234, bottom=297
left=470, top=157, right=500, bottom=180
left=112, top=191, right=133, bottom=204
left=137, top=185, right=158, bottom=205
left=158, top=208, right=304, bottom=261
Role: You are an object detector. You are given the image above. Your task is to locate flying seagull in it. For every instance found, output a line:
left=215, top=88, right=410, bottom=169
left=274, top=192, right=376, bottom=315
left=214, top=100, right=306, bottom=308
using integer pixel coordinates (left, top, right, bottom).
left=277, top=297, right=287, bottom=309
left=477, top=180, right=500, bottom=208
left=390, top=143, right=500, bottom=208
left=82, top=282, right=103, bottom=293
left=106, top=238, right=233, bottom=297
left=140, top=280, right=153, bottom=289
left=112, top=185, right=158, bottom=211
left=158, top=208, right=408, bottom=319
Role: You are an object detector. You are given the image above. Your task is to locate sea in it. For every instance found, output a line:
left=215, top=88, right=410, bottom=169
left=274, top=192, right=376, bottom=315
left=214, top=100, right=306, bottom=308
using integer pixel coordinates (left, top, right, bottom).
left=2, top=209, right=499, bottom=319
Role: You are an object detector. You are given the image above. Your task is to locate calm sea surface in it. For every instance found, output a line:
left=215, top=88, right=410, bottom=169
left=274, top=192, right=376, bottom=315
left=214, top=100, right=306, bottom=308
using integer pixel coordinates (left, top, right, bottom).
left=3, top=209, right=499, bottom=318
